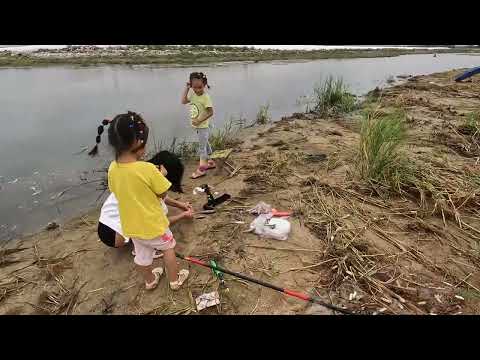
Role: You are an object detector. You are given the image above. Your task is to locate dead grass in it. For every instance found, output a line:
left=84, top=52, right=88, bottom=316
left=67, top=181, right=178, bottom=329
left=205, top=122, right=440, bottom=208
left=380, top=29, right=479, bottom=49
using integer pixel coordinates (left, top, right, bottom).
left=0, top=277, right=29, bottom=305
left=242, top=151, right=299, bottom=194
left=293, top=180, right=475, bottom=314
left=0, top=247, right=28, bottom=269
left=31, top=277, right=87, bottom=315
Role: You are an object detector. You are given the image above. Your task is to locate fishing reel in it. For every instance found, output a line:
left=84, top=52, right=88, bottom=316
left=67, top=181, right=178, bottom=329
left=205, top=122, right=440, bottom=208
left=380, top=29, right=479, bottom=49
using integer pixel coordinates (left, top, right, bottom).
left=201, top=184, right=231, bottom=211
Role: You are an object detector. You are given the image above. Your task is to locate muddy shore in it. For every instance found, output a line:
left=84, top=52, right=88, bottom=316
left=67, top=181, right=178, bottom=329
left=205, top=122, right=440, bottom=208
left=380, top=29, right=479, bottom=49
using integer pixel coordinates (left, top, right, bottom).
left=2, top=45, right=480, bottom=67
left=1, top=68, right=480, bottom=315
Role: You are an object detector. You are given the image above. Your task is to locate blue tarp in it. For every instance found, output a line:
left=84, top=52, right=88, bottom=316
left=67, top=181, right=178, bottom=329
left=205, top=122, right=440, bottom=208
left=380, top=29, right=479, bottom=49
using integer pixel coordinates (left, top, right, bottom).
left=455, top=66, right=480, bottom=82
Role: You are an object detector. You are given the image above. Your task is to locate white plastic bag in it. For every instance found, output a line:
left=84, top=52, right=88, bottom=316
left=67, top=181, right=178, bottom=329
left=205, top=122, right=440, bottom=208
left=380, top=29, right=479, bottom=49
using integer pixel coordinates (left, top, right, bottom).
left=248, top=202, right=272, bottom=215
left=249, top=214, right=291, bottom=241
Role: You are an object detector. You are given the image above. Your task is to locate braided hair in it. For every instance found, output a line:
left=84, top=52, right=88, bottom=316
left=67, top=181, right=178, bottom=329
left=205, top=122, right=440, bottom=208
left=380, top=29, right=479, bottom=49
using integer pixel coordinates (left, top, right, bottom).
left=88, top=111, right=149, bottom=158
left=88, top=119, right=111, bottom=156
left=189, top=72, right=211, bottom=89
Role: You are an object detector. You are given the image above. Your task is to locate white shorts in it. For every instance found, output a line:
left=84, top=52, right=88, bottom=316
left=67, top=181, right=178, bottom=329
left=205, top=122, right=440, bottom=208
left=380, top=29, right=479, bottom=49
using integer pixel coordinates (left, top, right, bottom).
left=132, top=229, right=176, bottom=266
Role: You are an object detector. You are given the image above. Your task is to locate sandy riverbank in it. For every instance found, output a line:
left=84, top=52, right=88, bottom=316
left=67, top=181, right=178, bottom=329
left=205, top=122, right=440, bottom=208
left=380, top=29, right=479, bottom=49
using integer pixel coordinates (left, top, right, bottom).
left=1, top=68, right=480, bottom=315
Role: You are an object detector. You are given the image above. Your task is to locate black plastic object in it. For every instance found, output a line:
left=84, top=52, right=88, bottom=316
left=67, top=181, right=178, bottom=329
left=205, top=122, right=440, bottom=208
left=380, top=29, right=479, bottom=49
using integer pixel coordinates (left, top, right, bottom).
left=201, top=184, right=231, bottom=210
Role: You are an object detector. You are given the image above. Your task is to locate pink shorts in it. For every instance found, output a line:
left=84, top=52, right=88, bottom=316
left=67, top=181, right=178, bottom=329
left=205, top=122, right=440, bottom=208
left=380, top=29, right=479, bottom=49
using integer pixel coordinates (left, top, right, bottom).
left=132, top=229, right=176, bottom=266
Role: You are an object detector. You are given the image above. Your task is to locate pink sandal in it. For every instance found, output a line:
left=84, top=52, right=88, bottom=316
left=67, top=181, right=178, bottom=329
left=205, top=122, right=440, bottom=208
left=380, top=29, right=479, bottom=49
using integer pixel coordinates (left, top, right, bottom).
left=207, top=160, right=216, bottom=170
left=191, top=166, right=208, bottom=179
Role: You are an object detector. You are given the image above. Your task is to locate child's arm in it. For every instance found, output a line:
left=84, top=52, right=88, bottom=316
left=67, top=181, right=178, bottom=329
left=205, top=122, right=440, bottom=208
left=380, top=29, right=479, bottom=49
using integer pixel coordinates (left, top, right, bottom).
left=181, top=83, right=191, bottom=105
left=164, top=196, right=192, bottom=211
left=149, top=164, right=172, bottom=199
left=168, top=208, right=194, bottom=225
left=192, top=107, right=214, bottom=127
left=157, top=192, right=168, bottom=199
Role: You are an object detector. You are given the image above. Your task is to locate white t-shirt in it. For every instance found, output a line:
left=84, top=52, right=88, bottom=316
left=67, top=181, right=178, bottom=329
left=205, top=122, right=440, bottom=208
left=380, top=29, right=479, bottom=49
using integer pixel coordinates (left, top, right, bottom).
left=99, top=193, right=168, bottom=239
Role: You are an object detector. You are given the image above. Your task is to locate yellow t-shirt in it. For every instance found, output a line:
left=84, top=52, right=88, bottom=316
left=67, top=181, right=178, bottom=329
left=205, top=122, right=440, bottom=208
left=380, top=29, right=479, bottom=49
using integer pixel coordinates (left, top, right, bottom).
left=188, top=90, right=213, bottom=129
left=108, top=161, right=171, bottom=240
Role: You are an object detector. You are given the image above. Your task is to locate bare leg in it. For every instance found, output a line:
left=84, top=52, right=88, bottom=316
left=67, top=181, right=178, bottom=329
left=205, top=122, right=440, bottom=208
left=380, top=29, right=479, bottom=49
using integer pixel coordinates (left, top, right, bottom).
left=137, top=264, right=156, bottom=284
left=114, top=233, right=128, bottom=248
left=162, top=248, right=179, bottom=283
left=199, top=158, right=208, bottom=167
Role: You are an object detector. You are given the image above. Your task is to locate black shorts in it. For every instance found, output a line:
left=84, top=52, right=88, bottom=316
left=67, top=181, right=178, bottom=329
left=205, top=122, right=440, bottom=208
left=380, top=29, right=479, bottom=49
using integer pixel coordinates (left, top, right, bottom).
left=97, top=222, right=118, bottom=248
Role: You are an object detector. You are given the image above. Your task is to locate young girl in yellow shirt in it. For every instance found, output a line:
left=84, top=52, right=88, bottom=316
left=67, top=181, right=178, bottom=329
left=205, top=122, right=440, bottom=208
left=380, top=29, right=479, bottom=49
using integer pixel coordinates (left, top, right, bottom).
left=89, top=112, right=189, bottom=291
left=181, top=72, right=216, bottom=179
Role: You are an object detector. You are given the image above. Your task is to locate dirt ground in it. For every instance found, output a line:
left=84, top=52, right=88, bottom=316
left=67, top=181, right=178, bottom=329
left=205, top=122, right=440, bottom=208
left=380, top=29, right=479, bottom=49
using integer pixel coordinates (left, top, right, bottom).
left=1, top=68, right=480, bottom=315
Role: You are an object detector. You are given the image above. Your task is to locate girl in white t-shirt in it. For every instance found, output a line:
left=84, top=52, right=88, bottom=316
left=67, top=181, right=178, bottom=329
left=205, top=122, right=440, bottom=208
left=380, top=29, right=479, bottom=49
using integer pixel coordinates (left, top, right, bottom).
left=97, top=151, right=193, bottom=252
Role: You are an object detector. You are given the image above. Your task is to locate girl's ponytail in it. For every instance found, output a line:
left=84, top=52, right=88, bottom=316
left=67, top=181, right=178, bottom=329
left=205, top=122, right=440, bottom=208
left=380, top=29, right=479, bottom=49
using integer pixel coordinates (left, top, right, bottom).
left=88, top=119, right=111, bottom=157
left=200, top=72, right=211, bottom=89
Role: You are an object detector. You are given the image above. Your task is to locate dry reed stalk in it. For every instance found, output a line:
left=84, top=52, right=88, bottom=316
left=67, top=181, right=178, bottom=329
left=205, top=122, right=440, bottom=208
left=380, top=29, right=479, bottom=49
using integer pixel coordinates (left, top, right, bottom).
left=38, top=277, right=87, bottom=315
left=294, top=178, right=476, bottom=314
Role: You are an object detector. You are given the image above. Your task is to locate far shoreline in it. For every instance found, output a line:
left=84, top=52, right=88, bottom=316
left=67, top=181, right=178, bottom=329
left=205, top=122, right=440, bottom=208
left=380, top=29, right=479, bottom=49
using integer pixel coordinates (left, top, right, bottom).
left=2, top=45, right=480, bottom=68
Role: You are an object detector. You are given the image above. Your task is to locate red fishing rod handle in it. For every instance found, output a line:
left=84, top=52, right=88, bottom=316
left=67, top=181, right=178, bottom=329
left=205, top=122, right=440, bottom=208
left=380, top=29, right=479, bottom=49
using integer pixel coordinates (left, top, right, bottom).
left=285, top=288, right=352, bottom=314
left=283, top=289, right=311, bottom=301
left=183, top=256, right=208, bottom=267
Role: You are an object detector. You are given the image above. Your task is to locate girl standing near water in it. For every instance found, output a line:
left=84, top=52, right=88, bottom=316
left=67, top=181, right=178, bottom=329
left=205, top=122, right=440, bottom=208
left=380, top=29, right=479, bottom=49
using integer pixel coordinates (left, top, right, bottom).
left=181, top=72, right=216, bottom=179
left=89, top=112, right=189, bottom=291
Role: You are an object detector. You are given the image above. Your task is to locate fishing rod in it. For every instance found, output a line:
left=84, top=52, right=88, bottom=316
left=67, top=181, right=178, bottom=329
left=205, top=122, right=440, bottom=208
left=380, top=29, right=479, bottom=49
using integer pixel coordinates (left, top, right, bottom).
left=176, top=253, right=353, bottom=315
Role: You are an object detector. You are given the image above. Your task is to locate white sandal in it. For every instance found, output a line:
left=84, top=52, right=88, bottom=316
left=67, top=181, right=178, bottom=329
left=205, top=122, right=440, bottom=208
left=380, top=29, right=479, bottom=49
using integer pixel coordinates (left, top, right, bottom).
left=169, top=269, right=190, bottom=290
left=145, top=267, right=164, bottom=290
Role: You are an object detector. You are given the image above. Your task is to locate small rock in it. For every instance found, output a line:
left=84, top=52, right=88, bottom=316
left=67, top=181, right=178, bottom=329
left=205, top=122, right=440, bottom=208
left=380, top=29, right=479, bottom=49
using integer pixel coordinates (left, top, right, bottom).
left=417, top=287, right=434, bottom=300
left=45, top=222, right=59, bottom=231
left=305, top=154, right=327, bottom=163
left=269, top=140, right=286, bottom=147
left=328, top=130, right=343, bottom=136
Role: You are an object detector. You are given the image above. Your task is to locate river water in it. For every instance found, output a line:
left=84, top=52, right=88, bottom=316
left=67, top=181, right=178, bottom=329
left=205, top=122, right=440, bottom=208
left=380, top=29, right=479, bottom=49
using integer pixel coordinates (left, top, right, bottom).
left=0, top=53, right=478, bottom=242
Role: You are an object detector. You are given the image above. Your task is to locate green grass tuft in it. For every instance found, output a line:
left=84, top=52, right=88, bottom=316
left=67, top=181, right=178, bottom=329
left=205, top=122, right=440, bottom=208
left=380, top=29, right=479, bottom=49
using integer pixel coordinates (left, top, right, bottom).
left=255, top=103, right=271, bottom=125
left=357, top=106, right=408, bottom=189
left=208, top=117, right=245, bottom=151
left=461, top=111, right=480, bottom=136
left=301, top=76, right=357, bottom=116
